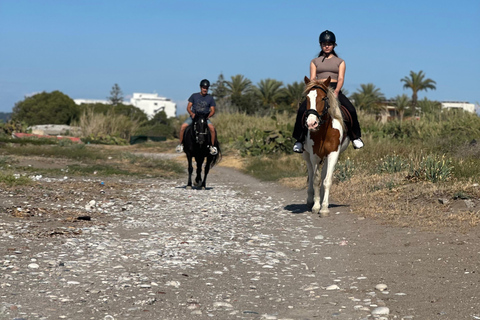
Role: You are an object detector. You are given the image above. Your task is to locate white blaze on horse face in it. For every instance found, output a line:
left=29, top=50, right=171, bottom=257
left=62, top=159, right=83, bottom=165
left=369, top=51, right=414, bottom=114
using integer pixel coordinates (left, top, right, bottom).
left=306, top=90, right=319, bottom=130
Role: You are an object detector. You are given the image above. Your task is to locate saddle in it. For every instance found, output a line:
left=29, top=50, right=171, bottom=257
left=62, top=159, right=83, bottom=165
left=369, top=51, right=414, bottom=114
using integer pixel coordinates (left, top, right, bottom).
left=301, top=104, right=353, bottom=136
left=339, top=105, right=353, bottom=134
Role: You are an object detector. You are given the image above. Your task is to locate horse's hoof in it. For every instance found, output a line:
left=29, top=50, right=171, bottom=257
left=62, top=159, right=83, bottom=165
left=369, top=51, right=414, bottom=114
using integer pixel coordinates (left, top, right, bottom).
left=320, top=211, right=330, bottom=217
left=186, top=185, right=192, bottom=189
left=312, top=206, right=321, bottom=215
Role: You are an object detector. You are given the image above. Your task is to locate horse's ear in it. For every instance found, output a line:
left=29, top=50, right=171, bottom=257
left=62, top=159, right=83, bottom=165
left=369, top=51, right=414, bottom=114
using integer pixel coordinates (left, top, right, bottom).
left=304, top=76, right=310, bottom=85
left=324, top=76, right=331, bottom=87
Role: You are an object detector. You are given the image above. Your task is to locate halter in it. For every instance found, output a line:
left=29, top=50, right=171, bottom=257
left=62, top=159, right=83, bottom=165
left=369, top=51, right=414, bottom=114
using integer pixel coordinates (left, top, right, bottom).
left=304, top=85, right=330, bottom=127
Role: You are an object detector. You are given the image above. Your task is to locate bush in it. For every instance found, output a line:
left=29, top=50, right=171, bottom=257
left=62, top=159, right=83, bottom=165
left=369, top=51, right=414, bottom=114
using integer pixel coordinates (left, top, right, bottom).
left=335, top=158, right=356, bottom=182
left=377, top=153, right=410, bottom=173
left=74, top=108, right=142, bottom=143
left=409, top=154, right=453, bottom=183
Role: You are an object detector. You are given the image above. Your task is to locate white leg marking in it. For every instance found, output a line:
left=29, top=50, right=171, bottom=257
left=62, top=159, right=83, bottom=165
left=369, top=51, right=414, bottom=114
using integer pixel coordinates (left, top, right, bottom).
left=306, top=91, right=318, bottom=129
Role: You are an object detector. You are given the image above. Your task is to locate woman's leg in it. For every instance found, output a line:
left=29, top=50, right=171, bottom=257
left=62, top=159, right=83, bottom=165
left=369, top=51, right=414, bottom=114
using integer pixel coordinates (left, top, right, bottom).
left=293, top=99, right=307, bottom=142
left=337, top=92, right=361, bottom=140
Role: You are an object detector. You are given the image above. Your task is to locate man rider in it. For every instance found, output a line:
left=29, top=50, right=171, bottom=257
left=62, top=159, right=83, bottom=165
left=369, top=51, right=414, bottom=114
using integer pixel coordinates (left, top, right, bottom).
left=176, top=79, right=218, bottom=155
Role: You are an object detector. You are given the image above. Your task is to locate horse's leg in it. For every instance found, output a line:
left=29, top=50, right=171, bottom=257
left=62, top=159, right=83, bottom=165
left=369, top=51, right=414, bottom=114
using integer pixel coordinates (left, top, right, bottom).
left=319, top=151, right=340, bottom=217
left=186, top=154, right=193, bottom=189
left=194, top=156, right=204, bottom=188
left=311, top=162, right=323, bottom=214
left=303, top=151, right=315, bottom=211
left=201, top=156, right=213, bottom=190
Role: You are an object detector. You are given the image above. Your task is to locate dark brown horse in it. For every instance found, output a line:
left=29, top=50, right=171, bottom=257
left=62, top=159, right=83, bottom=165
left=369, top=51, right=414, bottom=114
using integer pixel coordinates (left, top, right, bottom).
left=182, top=112, right=221, bottom=189
left=302, top=76, right=349, bottom=216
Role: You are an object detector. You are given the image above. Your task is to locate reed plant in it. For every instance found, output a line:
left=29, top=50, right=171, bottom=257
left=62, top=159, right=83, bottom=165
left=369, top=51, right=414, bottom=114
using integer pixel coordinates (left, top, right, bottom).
left=74, top=108, right=143, bottom=143
left=213, top=112, right=293, bottom=144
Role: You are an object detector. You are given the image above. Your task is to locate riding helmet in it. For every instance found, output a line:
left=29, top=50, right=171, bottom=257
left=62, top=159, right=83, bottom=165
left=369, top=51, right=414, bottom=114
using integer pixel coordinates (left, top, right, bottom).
left=199, top=79, right=210, bottom=88
left=319, top=30, right=336, bottom=44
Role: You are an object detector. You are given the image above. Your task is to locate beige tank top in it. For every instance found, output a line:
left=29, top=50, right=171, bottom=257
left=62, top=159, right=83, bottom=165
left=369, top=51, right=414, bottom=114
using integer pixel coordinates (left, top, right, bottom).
left=311, top=55, right=344, bottom=81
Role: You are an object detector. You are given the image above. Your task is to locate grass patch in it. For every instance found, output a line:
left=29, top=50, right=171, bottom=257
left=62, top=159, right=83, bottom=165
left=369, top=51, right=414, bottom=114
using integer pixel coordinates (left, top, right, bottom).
left=0, top=144, right=107, bottom=161
left=0, top=172, right=32, bottom=186
left=66, top=164, right=131, bottom=176
left=243, top=155, right=305, bottom=181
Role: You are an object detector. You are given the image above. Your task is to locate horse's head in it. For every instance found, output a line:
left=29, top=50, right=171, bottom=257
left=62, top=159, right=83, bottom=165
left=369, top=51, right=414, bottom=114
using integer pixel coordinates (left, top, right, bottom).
left=304, top=76, right=331, bottom=132
left=193, top=113, right=209, bottom=145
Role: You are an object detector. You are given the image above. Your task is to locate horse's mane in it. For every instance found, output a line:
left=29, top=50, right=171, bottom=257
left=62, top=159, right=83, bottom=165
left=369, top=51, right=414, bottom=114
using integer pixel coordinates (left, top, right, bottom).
left=304, top=80, right=345, bottom=130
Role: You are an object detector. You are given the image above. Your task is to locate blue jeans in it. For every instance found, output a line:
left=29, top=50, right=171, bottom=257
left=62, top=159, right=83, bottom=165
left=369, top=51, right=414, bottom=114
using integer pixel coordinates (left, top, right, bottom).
left=184, top=116, right=212, bottom=125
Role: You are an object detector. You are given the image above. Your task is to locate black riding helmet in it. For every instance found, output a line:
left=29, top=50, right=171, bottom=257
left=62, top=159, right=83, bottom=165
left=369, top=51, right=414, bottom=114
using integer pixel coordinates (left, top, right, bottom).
left=199, top=79, right=210, bottom=88
left=319, top=30, right=336, bottom=45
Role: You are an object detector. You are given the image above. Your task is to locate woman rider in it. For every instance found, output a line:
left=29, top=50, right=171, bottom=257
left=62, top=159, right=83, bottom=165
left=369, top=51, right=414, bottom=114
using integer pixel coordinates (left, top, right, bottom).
left=292, top=30, right=364, bottom=153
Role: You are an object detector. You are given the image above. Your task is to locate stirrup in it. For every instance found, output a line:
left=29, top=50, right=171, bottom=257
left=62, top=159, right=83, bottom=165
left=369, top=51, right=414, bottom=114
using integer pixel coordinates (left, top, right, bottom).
left=293, top=142, right=303, bottom=153
left=209, top=146, right=218, bottom=155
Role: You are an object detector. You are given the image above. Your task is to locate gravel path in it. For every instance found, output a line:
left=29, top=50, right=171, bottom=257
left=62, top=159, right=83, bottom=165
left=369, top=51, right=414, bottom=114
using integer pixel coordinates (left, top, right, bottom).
left=1, top=160, right=479, bottom=320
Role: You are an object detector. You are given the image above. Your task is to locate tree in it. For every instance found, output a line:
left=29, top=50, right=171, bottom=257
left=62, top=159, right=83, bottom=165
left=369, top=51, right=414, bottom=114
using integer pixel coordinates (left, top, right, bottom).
left=401, top=70, right=436, bottom=113
left=254, top=78, right=284, bottom=109
left=225, top=74, right=252, bottom=97
left=418, top=97, right=441, bottom=116
left=350, top=83, right=385, bottom=113
left=394, top=94, right=410, bottom=122
left=108, top=83, right=124, bottom=106
left=12, top=91, right=79, bottom=126
left=114, top=103, right=148, bottom=122
left=210, top=73, right=228, bottom=100
left=284, top=81, right=305, bottom=110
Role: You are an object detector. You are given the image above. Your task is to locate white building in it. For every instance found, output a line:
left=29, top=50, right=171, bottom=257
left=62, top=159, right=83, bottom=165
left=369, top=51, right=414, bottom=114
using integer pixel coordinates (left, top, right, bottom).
left=74, top=93, right=177, bottom=119
left=130, top=93, right=177, bottom=119
left=441, top=101, right=476, bottom=113
left=74, top=99, right=113, bottom=105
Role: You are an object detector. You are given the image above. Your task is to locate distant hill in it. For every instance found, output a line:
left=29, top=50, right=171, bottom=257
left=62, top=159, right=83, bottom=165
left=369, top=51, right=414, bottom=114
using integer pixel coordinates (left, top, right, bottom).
left=0, top=112, right=12, bottom=122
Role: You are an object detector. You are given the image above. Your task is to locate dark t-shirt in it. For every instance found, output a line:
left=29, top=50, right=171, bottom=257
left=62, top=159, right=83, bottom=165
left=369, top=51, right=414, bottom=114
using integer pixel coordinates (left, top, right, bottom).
left=188, top=93, right=216, bottom=115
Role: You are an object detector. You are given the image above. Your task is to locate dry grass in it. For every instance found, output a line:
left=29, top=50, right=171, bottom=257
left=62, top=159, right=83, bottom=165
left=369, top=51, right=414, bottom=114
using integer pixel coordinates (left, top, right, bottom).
left=331, top=172, right=480, bottom=232
left=226, top=152, right=480, bottom=233
left=74, top=108, right=143, bottom=141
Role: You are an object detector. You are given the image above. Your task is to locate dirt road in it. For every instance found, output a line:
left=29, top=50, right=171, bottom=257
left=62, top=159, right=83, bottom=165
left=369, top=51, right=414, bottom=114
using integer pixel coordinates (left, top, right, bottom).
left=0, top=160, right=479, bottom=319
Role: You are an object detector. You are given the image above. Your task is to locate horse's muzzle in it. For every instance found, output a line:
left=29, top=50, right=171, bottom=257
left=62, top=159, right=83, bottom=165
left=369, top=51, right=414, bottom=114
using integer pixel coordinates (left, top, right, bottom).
left=306, top=115, right=320, bottom=131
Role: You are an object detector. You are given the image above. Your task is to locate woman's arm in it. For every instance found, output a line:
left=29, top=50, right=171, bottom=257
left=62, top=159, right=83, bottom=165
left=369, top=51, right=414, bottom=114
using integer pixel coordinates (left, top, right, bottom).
left=335, top=61, right=346, bottom=97
left=310, top=61, right=316, bottom=80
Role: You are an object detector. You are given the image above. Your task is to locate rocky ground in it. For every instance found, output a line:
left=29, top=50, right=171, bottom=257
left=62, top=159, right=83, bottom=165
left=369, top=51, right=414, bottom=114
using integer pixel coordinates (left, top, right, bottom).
left=0, top=156, right=479, bottom=320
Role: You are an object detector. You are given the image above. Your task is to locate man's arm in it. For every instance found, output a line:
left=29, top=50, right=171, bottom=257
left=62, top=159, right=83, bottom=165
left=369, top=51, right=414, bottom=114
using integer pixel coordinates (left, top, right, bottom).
left=208, top=106, right=215, bottom=119
left=186, top=102, right=194, bottom=118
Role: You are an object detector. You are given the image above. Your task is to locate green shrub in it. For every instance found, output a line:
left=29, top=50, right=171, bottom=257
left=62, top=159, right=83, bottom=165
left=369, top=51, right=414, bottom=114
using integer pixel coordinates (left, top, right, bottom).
left=409, top=154, right=453, bottom=183
left=335, top=158, right=355, bottom=182
left=0, top=172, right=32, bottom=186
left=377, top=153, right=410, bottom=173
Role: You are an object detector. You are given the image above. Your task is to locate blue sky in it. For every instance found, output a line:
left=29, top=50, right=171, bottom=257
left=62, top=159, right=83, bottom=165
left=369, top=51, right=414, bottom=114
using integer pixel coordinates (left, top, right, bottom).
left=1, top=0, right=479, bottom=116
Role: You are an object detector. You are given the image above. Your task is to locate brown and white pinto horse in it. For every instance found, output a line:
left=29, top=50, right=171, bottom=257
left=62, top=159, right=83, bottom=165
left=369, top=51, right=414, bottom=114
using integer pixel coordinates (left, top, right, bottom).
left=303, top=76, right=349, bottom=217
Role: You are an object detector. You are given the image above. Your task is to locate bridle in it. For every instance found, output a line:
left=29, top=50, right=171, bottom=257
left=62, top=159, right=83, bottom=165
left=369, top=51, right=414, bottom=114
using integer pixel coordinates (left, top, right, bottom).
left=193, top=115, right=208, bottom=145
left=304, top=85, right=330, bottom=127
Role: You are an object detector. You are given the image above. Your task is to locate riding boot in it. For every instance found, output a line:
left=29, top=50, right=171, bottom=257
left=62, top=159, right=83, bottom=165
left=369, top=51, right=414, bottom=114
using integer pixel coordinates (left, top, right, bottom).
left=293, top=99, right=307, bottom=143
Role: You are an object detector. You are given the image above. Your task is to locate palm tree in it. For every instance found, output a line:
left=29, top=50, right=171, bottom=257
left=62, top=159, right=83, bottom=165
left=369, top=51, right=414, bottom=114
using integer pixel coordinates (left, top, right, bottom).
left=394, top=94, right=410, bottom=122
left=400, top=70, right=436, bottom=113
left=350, top=83, right=385, bottom=113
left=284, top=81, right=305, bottom=110
left=225, top=74, right=252, bottom=97
left=254, top=78, right=284, bottom=109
